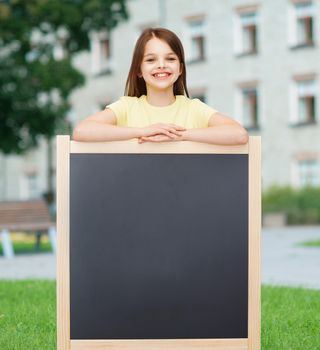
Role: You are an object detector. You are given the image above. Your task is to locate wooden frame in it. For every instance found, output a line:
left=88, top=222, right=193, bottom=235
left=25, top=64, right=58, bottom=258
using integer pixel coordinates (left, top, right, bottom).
left=56, top=135, right=261, bottom=350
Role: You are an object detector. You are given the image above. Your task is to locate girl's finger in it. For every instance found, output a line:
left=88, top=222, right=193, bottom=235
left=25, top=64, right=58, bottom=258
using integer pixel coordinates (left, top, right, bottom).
left=169, top=128, right=182, bottom=136
left=159, top=129, right=176, bottom=138
left=156, top=135, right=173, bottom=142
left=142, top=134, right=174, bottom=142
left=169, top=124, right=186, bottom=130
left=144, top=135, right=161, bottom=142
left=161, top=128, right=181, bottom=137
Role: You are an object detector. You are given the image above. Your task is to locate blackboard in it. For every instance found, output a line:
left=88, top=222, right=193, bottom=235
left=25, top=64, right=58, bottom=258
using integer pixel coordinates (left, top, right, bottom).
left=56, top=136, right=261, bottom=350
left=69, top=153, right=248, bottom=339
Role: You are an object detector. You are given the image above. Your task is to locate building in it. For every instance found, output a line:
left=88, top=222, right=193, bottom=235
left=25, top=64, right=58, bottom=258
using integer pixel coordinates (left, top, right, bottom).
left=0, top=0, right=319, bottom=200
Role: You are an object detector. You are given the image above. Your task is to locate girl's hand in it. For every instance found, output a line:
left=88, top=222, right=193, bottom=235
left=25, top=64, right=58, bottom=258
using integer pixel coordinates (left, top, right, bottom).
left=139, top=123, right=186, bottom=139
left=138, top=133, right=184, bottom=143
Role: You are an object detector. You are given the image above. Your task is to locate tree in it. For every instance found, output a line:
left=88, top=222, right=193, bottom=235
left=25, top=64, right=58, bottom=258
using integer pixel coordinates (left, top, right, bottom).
left=0, top=0, right=129, bottom=201
left=0, top=0, right=129, bottom=153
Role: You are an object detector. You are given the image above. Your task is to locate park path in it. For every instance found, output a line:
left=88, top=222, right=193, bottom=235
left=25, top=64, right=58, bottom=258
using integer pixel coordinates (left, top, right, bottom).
left=262, top=225, right=320, bottom=289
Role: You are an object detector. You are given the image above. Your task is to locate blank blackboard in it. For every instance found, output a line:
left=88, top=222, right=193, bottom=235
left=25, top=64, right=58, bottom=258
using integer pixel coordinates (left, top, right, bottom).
left=69, top=153, right=248, bottom=339
left=56, top=136, right=261, bottom=350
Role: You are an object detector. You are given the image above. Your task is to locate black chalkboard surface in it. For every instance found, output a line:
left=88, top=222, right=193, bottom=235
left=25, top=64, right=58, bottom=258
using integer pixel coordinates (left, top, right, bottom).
left=70, top=153, right=248, bottom=340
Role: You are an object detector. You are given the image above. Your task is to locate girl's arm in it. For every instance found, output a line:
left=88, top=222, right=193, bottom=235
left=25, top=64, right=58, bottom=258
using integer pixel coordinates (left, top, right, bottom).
left=139, top=113, right=248, bottom=145
left=181, top=113, right=249, bottom=145
left=72, top=108, right=143, bottom=142
left=72, top=108, right=185, bottom=142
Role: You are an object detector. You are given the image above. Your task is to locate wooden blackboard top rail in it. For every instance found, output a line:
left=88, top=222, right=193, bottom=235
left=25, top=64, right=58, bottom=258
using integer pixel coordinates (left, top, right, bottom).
left=68, top=138, right=250, bottom=154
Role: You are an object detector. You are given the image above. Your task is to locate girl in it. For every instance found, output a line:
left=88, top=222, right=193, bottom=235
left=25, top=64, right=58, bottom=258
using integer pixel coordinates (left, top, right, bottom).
left=73, top=27, right=248, bottom=145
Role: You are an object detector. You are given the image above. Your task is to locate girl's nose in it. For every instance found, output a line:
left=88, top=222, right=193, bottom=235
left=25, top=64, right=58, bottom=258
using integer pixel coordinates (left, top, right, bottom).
left=157, top=60, right=166, bottom=68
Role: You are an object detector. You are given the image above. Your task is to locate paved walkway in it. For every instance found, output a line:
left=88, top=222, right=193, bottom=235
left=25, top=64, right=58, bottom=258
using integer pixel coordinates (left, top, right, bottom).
left=0, top=226, right=319, bottom=289
left=0, top=252, right=55, bottom=280
left=262, top=225, right=320, bottom=289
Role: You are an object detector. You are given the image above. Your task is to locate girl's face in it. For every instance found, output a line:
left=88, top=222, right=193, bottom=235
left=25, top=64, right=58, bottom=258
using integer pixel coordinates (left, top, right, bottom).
left=139, top=37, right=182, bottom=93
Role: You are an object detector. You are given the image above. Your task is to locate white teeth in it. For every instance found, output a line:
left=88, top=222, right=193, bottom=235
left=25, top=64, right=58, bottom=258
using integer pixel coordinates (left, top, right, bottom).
left=154, top=73, right=170, bottom=77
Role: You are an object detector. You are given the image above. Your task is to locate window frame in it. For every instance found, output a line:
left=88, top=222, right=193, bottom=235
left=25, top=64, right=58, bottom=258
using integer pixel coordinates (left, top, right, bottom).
left=183, top=15, right=208, bottom=64
left=289, top=75, right=317, bottom=126
left=234, top=5, right=259, bottom=57
left=235, top=82, right=260, bottom=131
left=90, top=30, right=114, bottom=76
left=288, top=0, right=315, bottom=49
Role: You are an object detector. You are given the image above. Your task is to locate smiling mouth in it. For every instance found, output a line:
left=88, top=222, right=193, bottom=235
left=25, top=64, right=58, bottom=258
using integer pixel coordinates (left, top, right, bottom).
left=152, top=73, right=172, bottom=79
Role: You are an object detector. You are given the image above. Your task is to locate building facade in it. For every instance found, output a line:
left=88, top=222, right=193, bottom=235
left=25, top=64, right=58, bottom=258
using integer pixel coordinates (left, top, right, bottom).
left=1, top=0, right=319, bottom=200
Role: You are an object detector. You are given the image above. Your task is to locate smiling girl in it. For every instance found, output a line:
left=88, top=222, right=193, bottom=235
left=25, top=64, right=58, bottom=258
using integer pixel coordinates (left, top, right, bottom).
left=73, top=27, right=248, bottom=145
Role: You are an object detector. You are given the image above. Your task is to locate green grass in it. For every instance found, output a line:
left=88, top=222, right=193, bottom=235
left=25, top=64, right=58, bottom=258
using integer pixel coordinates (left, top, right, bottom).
left=0, top=281, right=320, bottom=349
left=0, top=240, right=52, bottom=256
left=0, top=280, right=56, bottom=350
left=298, top=239, right=320, bottom=248
left=262, top=286, right=320, bottom=349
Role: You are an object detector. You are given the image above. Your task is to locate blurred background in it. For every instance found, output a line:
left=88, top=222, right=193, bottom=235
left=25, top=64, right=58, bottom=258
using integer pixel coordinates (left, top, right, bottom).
left=1, top=0, right=319, bottom=226
left=1, top=0, right=320, bottom=272
left=0, top=1, right=319, bottom=349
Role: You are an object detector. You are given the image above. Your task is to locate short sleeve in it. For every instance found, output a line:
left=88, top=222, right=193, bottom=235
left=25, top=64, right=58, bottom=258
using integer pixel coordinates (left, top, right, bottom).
left=105, top=96, right=127, bottom=126
left=192, top=99, right=219, bottom=128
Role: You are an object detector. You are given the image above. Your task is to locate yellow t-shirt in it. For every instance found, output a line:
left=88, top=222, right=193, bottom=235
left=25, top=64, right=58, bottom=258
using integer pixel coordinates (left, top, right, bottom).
left=105, top=95, right=219, bottom=129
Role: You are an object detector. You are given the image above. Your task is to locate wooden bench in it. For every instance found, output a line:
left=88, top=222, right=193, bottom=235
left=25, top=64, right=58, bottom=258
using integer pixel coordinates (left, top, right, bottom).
left=0, top=199, right=56, bottom=258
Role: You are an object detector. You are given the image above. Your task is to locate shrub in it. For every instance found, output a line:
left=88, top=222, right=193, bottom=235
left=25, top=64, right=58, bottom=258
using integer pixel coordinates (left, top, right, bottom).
left=262, top=184, right=320, bottom=224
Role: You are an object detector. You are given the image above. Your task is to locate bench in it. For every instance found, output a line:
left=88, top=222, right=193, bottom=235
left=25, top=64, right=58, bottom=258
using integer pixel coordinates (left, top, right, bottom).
left=0, top=199, right=56, bottom=258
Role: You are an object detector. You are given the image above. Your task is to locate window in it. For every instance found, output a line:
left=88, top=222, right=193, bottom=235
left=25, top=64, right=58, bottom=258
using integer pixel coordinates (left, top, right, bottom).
left=289, top=1, right=315, bottom=48
left=185, top=17, right=207, bottom=63
left=234, top=7, right=258, bottom=55
left=90, top=31, right=113, bottom=76
left=297, top=159, right=320, bottom=187
left=20, top=170, right=39, bottom=200
left=290, top=77, right=317, bottom=125
left=298, top=82, right=316, bottom=123
left=236, top=84, right=259, bottom=130
left=100, top=38, right=111, bottom=61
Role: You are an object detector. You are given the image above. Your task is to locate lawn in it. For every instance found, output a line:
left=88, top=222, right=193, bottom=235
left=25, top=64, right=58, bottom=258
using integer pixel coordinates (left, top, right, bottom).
left=299, top=239, right=320, bottom=248
left=0, top=281, right=319, bottom=349
left=262, top=286, right=320, bottom=349
left=0, top=233, right=53, bottom=256
left=0, top=280, right=56, bottom=350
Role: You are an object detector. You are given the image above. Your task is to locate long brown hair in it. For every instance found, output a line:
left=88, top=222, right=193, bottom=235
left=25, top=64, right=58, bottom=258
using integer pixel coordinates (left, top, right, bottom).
left=124, top=27, right=189, bottom=97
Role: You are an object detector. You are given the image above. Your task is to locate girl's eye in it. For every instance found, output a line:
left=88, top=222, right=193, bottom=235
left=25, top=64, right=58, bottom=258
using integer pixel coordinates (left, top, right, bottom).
left=146, top=58, right=176, bottom=62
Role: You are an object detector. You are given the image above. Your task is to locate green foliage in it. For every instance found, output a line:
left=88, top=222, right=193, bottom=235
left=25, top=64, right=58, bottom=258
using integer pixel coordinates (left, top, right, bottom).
left=262, top=185, right=299, bottom=213
left=0, top=0, right=129, bottom=154
left=0, top=56, right=84, bottom=153
left=263, top=184, right=320, bottom=224
left=0, top=1, right=129, bottom=51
